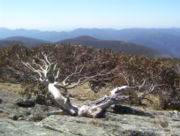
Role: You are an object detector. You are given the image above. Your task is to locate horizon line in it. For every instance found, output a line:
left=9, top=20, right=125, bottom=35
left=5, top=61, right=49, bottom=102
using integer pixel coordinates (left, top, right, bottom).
left=1, top=26, right=180, bottom=32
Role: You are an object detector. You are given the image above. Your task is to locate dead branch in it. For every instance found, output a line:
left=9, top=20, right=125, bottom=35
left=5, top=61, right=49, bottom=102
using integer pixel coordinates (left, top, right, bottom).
left=21, top=52, right=159, bottom=118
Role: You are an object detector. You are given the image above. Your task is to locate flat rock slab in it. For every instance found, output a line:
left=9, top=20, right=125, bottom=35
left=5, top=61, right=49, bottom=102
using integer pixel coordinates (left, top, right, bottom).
left=0, top=89, right=58, bottom=121
left=1, top=113, right=179, bottom=136
left=38, top=114, right=180, bottom=136
left=0, top=117, right=62, bottom=136
left=0, top=83, right=179, bottom=136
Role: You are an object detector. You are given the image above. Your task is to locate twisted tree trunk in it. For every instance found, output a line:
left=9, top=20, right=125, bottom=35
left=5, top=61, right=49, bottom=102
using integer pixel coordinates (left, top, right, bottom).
left=48, top=83, right=133, bottom=118
left=22, top=52, right=157, bottom=118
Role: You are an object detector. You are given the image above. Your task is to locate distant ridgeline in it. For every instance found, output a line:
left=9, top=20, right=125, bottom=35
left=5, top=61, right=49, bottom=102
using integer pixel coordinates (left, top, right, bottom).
left=1, top=28, right=180, bottom=58
left=0, top=36, right=50, bottom=48
left=0, top=36, right=167, bottom=58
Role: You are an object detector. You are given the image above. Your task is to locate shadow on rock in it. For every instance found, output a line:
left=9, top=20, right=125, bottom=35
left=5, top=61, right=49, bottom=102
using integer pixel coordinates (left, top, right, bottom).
left=113, top=105, right=154, bottom=117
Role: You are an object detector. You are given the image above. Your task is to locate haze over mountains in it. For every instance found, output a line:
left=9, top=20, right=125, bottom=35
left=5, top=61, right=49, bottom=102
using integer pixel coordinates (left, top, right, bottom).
left=0, top=36, right=49, bottom=48
left=60, top=36, right=165, bottom=58
left=3, top=36, right=49, bottom=43
left=0, top=27, right=180, bottom=57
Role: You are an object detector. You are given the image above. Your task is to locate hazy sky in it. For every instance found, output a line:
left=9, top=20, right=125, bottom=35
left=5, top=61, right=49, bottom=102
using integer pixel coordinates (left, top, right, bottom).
left=0, top=0, right=180, bottom=30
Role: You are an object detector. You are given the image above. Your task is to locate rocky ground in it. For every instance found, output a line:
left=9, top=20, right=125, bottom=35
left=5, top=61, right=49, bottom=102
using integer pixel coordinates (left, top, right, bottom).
left=0, top=82, right=180, bottom=136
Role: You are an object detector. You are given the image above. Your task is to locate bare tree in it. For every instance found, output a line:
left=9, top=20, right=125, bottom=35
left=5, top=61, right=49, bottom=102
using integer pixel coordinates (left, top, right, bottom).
left=22, top=53, right=158, bottom=118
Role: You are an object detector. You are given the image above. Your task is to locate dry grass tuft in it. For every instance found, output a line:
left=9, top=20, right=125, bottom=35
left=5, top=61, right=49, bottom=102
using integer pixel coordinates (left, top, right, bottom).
left=0, top=82, right=24, bottom=94
left=0, top=112, right=9, bottom=118
left=68, top=83, right=111, bottom=101
left=140, top=94, right=161, bottom=109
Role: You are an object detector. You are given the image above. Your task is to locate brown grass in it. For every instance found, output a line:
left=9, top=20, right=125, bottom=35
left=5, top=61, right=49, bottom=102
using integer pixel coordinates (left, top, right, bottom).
left=140, top=93, right=161, bottom=110
left=68, top=83, right=111, bottom=101
left=0, top=82, right=24, bottom=94
left=0, top=112, right=9, bottom=118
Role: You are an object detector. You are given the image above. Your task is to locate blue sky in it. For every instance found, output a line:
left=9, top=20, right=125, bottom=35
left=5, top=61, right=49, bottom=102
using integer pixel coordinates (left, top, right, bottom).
left=0, top=0, right=180, bottom=30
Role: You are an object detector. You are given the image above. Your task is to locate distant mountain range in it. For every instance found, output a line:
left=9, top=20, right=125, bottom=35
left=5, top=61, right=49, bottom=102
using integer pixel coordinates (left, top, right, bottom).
left=0, top=35, right=164, bottom=57
left=0, top=27, right=180, bottom=57
left=59, top=36, right=166, bottom=58
left=3, top=36, right=49, bottom=43
left=0, top=36, right=49, bottom=47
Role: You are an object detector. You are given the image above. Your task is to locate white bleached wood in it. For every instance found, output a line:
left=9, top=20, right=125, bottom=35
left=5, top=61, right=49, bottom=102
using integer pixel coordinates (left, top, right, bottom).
left=48, top=82, right=78, bottom=115
left=22, top=52, right=158, bottom=118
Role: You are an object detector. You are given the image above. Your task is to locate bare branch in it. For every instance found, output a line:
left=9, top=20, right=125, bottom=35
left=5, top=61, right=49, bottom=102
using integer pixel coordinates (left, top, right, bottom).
left=54, top=68, right=60, bottom=80
left=62, top=65, right=84, bottom=86
left=21, top=51, right=163, bottom=118
left=22, top=61, right=44, bottom=81
left=133, top=79, right=147, bottom=90
left=42, top=52, right=51, bottom=66
left=21, top=53, right=53, bottom=82
left=139, top=84, right=160, bottom=99
left=118, top=72, right=130, bottom=85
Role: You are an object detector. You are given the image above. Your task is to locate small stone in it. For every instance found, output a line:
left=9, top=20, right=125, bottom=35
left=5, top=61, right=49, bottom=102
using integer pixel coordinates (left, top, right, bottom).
left=160, top=121, right=169, bottom=128
left=27, top=113, right=45, bottom=122
left=173, top=110, right=178, bottom=114
left=9, top=114, right=24, bottom=120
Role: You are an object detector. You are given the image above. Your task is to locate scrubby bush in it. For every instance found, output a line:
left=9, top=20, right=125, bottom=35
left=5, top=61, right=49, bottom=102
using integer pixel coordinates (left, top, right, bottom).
left=0, top=44, right=179, bottom=110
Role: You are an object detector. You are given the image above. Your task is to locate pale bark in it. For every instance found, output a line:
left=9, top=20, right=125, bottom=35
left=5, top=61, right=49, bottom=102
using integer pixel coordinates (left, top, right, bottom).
left=22, top=53, right=158, bottom=118
left=48, top=83, right=138, bottom=118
